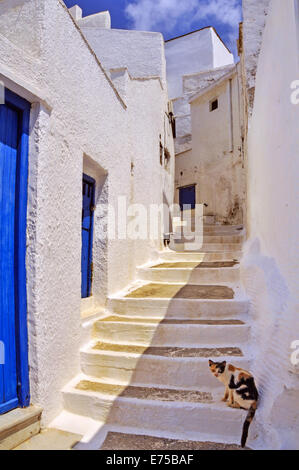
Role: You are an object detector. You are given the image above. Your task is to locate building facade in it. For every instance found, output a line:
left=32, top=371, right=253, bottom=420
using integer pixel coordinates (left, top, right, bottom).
left=0, top=0, right=298, bottom=451
left=166, top=28, right=245, bottom=225
left=0, top=0, right=174, bottom=425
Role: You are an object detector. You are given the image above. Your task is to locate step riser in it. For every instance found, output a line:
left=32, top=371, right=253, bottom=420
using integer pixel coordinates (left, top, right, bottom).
left=202, top=226, right=243, bottom=234
left=158, top=252, right=242, bottom=262
left=0, top=422, right=41, bottom=451
left=0, top=407, right=42, bottom=451
left=138, top=268, right=240, bottom=284
left=203, top=230, right=244, bottom=235
left=81, top=352, right=250, bottom=389
left=170, top=243, right=242, bottom=252
left=63, top=392, right=245, bottom=441
left=93, top=323, right=250, bottom=347
left=173, top=235, right=243, bottom=243
left=108, top=299, right=249, bottom=318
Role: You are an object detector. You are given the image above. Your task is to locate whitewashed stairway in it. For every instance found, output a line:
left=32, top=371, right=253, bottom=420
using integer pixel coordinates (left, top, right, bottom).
left=59, top=226, right=252, bottom=448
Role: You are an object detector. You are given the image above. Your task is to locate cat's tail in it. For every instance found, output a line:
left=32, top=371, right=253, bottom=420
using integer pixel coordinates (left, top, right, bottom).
left=241, top=402, right=257, bottom=448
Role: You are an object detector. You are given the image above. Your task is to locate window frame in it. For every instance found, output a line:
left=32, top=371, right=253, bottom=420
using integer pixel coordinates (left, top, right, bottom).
left=209, top=98, right=219, bottom=112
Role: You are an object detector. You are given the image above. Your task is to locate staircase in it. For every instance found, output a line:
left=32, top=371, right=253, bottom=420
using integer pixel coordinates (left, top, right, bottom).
left=59, top=226, right=252, bottom=448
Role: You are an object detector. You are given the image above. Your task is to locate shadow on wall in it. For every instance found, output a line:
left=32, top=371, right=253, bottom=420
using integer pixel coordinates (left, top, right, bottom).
left=240, top=238, right=298, bottom=449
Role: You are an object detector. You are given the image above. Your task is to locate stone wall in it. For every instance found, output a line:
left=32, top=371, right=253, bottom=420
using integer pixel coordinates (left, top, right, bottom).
left=242, top=0, right=271, bottom=113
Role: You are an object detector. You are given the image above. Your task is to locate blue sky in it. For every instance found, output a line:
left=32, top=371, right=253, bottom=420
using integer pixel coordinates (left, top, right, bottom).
left=64, top=0, right=242, bottom=59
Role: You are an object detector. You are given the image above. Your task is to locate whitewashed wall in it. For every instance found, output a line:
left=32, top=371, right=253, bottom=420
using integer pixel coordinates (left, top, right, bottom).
left=242, top=0, right=271, bottom=113
left=175, top=68, right=245, bottom=224
left=241, top=0, right=299, bottom=449
left=0, top=0, right=174, bottom=424
left=166, top=29, right=234, bottom=161
left=79, top=26, right=167, bottom=88
left=165, top=28, right=234, bottom=100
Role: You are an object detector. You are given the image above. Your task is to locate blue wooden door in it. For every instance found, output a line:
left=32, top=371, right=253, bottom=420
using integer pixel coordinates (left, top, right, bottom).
left=81, top=175, right=95, bottom=298
left=179, top=185, right=196, bottom=210
left=0, top=90, right=30, bottom=414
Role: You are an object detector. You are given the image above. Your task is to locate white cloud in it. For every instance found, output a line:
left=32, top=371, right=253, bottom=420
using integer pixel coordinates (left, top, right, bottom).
left=194, top=0, right=242, bottom=29
left=125, top=0, right=197, bottom=33
left=125, top=0, right=242, bottom=33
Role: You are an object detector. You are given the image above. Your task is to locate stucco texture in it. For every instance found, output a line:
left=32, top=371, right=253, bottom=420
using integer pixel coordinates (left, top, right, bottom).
left=241, top=0, right=299, bottom=449
left=0, top=0, right=174, bottom=424
left=176, top=68, right=245, bottom=224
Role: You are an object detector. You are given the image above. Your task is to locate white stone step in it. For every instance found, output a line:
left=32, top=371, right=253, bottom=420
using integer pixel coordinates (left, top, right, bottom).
left=173, top=234, right=244, bottom=244
left=100, top=430, right=245, bottom=450
left=108, top=297, right=249, bottom=319
left=93, top=316, right=250, bottom=347
left=171, top=242, right=243, bottom=252
left=62, top=376, right=246, bottom=443
left=14, top=428, right=82, bottom=451
left=158, top=250, right=242, bottom=262
left=138, top=264, right=240, bottom=284
left=202, top=225, right=244, bottom=234
left=81, top=343, right=251, bottom=389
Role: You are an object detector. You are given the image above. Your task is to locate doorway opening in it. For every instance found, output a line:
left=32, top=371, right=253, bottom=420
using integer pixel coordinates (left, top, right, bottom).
left=81, top=174, right=95, bottom=299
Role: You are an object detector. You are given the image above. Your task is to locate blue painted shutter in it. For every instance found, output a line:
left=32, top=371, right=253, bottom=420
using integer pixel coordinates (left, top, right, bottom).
left=0, top=103, right=19, bottom=413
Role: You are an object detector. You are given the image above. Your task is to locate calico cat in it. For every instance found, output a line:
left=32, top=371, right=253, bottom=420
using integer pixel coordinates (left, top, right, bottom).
left=209, top=360, right=258, bottom=448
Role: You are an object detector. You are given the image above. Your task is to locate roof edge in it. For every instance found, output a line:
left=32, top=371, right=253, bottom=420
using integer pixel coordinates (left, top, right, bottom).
left=165, top=26, right=212, bottom=43
left=188, top=66, right=237, bottom=103
left=165, top=26, right=233, bottom=56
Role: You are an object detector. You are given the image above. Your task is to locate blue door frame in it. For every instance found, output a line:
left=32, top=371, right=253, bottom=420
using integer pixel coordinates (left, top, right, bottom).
left=81, top=174, right=95, bottom=299
left=0, top=89, right=30, bottom=414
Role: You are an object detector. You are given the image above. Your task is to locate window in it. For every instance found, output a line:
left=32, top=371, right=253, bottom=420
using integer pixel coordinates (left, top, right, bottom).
left=210, top=99, right=218, bottom=112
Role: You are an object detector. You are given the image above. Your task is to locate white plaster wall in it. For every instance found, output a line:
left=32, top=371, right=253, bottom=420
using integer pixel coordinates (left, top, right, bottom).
left=172, top=65, right=235, bottom=155
left=241, top=0, right=299, bottom=449
left=165, top=28, right=214, bottom=100
left=169, top=57, right=234, bottom=155
left=0, top=0, right=174, bottom=424
left=78, top=26, right=167, bottom=87
left=165, top=28, right=234, bottom=100
left=78, top=10, right=111, bottom=29
left=0, top=0, right=43, bottom=58
left=175, top=70, right=245, bottom=224
left=211, top=28, right=235, bottom=69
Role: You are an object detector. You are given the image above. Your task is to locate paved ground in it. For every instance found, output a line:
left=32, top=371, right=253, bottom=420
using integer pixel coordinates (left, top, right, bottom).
left=93, top=342, right=243, bottom=357
left=100, top=432, right=248, bottom=450
left=75, top=381, right=213, bottom=403
left=14, top=429, right=82, bottom=451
